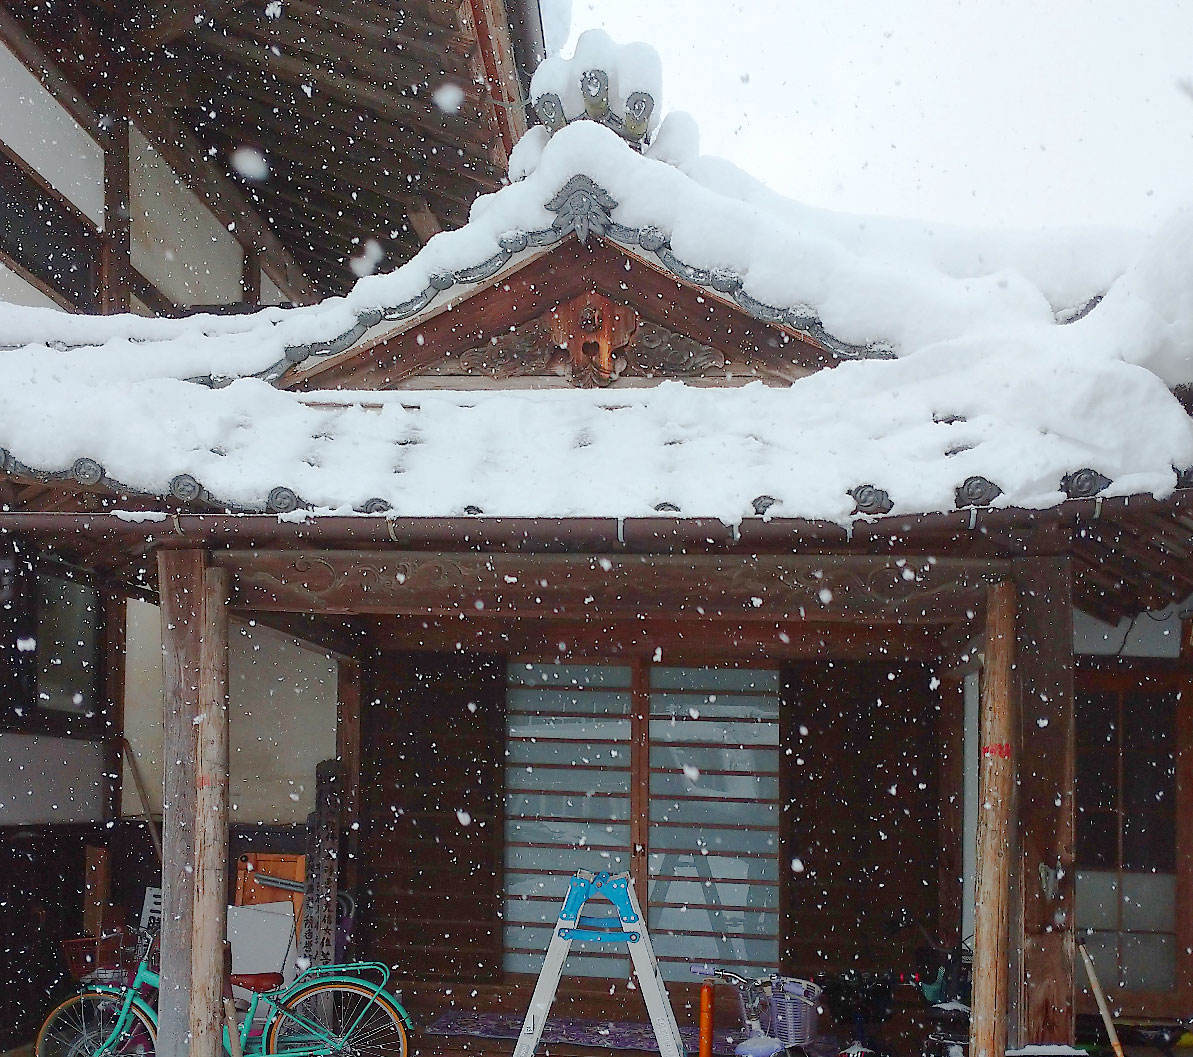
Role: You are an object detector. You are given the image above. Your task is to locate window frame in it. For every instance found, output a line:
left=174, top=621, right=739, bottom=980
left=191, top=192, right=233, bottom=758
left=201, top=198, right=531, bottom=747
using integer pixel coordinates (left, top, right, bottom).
left=501, top=655, right=785, bottom=984
left=1075, top=658, right=1193, bottom=1017
left=1, top=563, right=111, bottom=741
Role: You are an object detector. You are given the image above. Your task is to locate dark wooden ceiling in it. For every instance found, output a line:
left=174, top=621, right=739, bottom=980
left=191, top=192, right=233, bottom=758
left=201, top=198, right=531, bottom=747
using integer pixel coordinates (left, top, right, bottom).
left=8, top=0, right=536, bottom=295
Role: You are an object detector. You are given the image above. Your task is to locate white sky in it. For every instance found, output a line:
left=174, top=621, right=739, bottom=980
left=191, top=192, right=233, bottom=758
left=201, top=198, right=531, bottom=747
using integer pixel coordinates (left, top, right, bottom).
left=555, top=0, right=1193, bottom=233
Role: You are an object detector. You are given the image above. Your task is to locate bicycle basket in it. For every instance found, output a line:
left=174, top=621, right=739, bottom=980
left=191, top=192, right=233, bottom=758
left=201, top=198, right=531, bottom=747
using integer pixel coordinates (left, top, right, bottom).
left=768, top=977, right=822, bottom=1047
left=62, top=928, right=146, bottom=982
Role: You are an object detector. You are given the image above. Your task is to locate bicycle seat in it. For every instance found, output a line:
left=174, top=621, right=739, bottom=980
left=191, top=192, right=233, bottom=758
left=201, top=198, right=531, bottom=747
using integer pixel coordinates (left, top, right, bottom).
left=230, top=972, right=284, bottom=993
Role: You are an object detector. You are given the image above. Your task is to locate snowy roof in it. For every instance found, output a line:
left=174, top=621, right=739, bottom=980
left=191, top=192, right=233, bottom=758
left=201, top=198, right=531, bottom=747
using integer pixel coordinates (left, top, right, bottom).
left=2, top=32, right=1193, bottom=523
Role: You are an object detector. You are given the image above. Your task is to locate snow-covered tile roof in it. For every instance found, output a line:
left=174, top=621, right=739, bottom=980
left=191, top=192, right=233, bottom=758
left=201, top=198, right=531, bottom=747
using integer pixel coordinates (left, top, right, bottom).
left=2, top=33, right=1192, bottom=523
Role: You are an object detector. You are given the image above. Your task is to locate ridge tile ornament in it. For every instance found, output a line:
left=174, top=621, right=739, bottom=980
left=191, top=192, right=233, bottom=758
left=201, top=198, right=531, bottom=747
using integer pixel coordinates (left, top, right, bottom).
left=546, top=176, right=618, bottom=245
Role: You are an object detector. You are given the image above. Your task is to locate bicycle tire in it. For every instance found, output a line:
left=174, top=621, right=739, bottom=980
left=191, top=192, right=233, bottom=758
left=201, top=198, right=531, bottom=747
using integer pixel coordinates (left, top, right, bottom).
left=36, top=991, right=157, bottom=1057
left=264, top=979, right=408, bottom=1057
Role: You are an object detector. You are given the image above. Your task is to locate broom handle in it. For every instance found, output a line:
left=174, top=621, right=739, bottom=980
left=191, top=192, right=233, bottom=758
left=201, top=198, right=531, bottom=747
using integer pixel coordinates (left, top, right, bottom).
left=1077, top=942, right=1125, bottom=1057
left=121, top=738, right=164, bottom=864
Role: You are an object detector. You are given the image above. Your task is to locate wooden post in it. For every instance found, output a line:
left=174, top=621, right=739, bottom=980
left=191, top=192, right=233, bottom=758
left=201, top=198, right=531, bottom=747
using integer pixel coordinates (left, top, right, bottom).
left=102, top=593, right=127, bottom=823
left=937, top=675, right=966, bottom=947
left=156, top=548, right=205, bottom=1057
left=970, top=581, right=1016, bottom=1057
left=336, top=659, right=361, bottom=894
left=99, top=115, right=130, bottom=314
left=189, top=566, right=230, bottom=1057
left=1013, top=557, right=1076, bottom=1045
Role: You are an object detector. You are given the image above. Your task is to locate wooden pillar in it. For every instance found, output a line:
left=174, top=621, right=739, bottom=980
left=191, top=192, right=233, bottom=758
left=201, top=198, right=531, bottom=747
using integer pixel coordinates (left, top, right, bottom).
left=336, top=658, right=361, bottom=894
left=937, top=675, right=966, bottom=947
left=1012, top=557, right=1075, bottom=1045
left=156, top=548, right=205, bottom=1057
left=970, top=582, right=1016, bottom=1057
left=189, top=567, right=230, bottom=1057
left=102, top=592, right=128, bottom=822
left=99, top=115, right=130, bottom=314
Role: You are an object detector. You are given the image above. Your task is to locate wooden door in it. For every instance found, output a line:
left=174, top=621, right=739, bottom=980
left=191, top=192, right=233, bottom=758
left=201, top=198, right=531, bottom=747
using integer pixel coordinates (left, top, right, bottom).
left=358, top=652, right=505, bottom=981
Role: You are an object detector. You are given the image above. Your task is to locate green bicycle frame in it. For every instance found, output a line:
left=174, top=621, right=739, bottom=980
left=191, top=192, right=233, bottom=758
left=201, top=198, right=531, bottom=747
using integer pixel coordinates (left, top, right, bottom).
left=83, top=955, right=411, bottom=1057
left=85, top=958, right=160, bottom=1056
left=255, top=961, right=412, bottom=1056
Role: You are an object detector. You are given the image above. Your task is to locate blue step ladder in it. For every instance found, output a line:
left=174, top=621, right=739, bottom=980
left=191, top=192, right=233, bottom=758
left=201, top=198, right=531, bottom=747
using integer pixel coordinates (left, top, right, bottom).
left=513, top=870, right=686, bottom=1057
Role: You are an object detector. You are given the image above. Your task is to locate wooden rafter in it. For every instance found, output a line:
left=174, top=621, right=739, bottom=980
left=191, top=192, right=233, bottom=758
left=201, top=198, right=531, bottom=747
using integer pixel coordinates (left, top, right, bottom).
left=191, top=25, right=489, bottom=149
left=128, top=0, right=242, bottom=47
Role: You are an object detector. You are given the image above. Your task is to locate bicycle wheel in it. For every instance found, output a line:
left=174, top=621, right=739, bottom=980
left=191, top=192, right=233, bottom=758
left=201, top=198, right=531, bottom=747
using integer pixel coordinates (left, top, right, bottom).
left=265, top=980, right=408, bottom=1057
left=36, top=992, right=157, bottom=1057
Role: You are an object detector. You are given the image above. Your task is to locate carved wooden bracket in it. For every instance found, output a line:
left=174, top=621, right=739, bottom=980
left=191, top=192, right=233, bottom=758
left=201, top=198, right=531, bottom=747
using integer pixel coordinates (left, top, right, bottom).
left=549, top=291, right=636, bottom=387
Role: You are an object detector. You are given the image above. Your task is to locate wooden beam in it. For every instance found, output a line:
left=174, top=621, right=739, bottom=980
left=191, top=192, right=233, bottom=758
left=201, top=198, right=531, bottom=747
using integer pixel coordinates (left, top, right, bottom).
left=937, top=675, right=966, bottom=948
left=0, top=5, right=102, bottom=137
left=190, top=565, right=230, bottom=1057
left=156, top=548, right=206, bottom=1057
left=1012, top=557, right=1075, bottom=1045
left=102, top=593, right=128, bottom=822
left=970, top=581, right=1017, bottom=1057
left=406, top=197, right=443, bottom=244
left=130, top=105, right=320, bottom=304
left=220, top=550, right=1009, bottom=622
left=130, top=0, right=241, bottom=47
left=336, top=658, right=361, bottom=895
left=457, top=0, right=519, bottom=167
left=192, top=25, right=486, bottom=146
left=100, top=116, right=131, bottom=314
left=363, top=613, right=950, bottom=661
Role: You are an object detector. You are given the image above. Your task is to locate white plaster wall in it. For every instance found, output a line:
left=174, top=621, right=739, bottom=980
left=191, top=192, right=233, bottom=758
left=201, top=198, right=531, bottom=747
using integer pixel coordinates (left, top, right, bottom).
left=0, top=731, right=105, bottom=824
left=0, top=42, right=103, bottom=225
left=130, top=126, right=243, bottom=307
left=0, top=260, right=63, bottom=309
left=1073, top=600, right=1188, bottom=658
left=260, top=272, right=289, bottom=306
left=122, top=599, right=338, bottom=823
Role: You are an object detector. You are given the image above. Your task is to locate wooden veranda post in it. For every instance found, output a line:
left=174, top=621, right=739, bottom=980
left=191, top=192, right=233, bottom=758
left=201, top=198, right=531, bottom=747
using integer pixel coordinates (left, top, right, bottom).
left=156, top=548, right=205, bottom=1057
left=970, top=581, right=1017, bottom=1057
left=1013, top=557, right=1076, bottom=1045
left=190, top=567, right=231, bottom=1057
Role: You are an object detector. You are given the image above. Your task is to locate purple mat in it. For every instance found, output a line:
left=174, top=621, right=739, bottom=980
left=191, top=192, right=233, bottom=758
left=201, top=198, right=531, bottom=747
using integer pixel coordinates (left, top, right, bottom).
left=423, top=1009, right=746, bottom=1054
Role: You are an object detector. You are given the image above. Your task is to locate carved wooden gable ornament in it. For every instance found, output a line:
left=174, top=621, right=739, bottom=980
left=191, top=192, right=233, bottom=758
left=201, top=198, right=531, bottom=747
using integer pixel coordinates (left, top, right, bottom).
left=458, top=291, right=724, bottom=388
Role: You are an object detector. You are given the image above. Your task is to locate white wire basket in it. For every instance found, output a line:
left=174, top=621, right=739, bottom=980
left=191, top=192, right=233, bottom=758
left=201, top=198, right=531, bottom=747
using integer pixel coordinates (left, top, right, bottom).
left=768, top=977, right=822, bottom=1047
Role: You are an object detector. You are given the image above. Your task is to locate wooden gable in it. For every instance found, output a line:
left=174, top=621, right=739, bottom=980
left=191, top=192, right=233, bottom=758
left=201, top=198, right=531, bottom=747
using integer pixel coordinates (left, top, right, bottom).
left=282, top=235, right=841, bottom=392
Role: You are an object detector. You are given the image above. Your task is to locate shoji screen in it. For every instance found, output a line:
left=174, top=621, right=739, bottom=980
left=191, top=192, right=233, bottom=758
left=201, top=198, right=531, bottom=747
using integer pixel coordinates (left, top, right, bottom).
left=648, top=667, right=781, bottom=981
left=504, top=663, right=633, bottom=977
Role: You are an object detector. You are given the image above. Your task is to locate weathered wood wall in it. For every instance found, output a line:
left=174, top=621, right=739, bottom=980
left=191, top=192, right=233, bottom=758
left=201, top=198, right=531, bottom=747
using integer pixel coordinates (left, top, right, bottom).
left=358, top=651, right=506, bottom=980
left=782, top=660, right=941, bottom=970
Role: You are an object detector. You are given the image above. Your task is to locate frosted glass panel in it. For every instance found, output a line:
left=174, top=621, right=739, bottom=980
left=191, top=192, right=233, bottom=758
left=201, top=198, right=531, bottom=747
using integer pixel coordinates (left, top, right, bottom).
left=1075, top=871, right=1118, bottom=931
left=1121, top=933, right=1175, bottom=991
left=649, top=667, right=780, bottom=982
left=1121, top=872, right=1175, bottom=931
left=36, top=575, right=100, bottom=715
left=504, top=662, right=782, bottom=985
left=504, top=663, right=632, bottom=979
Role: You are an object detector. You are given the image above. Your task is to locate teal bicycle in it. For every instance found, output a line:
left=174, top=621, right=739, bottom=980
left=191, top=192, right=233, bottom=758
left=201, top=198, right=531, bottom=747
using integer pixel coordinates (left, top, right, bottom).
left=36, top=927, right=412, bottom=1057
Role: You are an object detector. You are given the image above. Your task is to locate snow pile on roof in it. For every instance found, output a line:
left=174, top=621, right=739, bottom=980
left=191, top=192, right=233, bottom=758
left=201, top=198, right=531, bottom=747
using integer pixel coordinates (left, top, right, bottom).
left=0, top=30, right=1191, bottom=519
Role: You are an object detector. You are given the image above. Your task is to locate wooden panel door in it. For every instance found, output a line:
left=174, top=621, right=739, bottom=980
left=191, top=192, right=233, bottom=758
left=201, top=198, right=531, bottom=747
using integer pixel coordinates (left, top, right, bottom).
left=781, top=661, right=939, bottom=973
left=358, top=652, right=505, bottom=981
